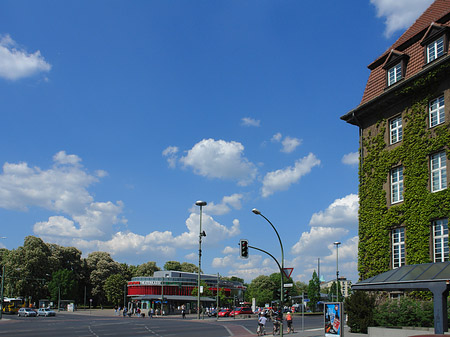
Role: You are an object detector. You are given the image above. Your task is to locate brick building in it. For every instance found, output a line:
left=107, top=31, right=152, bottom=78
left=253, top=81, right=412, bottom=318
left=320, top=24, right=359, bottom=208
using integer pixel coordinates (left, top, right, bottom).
left=341, top=0, right=450, bottom=280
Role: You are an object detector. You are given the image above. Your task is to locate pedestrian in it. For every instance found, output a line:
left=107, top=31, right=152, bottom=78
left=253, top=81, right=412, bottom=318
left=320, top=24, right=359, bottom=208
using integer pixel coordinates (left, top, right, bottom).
left=150, top=307, right=154, bottom=318
left=286, top=311, right=293, bottom=333
left=181, top=304, right=186, bottom=319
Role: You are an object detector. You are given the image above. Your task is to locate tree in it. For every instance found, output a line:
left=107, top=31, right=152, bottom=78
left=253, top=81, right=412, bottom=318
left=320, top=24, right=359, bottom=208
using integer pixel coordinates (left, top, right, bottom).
left=328, top=281, right=343, bottom=302
left=134, top=262, right=160, bottom=276
left=86, top=252, right=121, bottom=306
left=104, top=274, right=127, bottom=306
left=191, top=281, right=213, bottom=297
left=307, top=271, right=321, bottom=312
left=48, top=269, right=78, bottom=304
left=164, top=261, right=182, bottom=271
left=246, top=275, right=276, bottom=307
left=180, top=262, right=198, bottom=273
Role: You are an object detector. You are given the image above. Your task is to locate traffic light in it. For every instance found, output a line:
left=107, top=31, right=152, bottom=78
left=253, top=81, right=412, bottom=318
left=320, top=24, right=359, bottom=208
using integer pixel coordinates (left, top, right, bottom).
left=283, top=288, right=290, bottom=299
left=239, top=239, right=249, bottom=258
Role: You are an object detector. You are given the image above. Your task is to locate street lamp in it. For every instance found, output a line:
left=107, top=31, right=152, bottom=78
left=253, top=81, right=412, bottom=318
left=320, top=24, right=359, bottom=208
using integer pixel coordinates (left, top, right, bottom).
left=196, top=200, right=207, bottom=320
left=334, top=241, right=341, bottom=302
left=252, top=208, right=285, bottom=337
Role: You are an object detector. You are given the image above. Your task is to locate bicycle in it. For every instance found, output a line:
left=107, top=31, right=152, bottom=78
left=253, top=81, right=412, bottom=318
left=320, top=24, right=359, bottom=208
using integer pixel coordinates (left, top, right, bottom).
left=257, top=323, right=266, bottom=336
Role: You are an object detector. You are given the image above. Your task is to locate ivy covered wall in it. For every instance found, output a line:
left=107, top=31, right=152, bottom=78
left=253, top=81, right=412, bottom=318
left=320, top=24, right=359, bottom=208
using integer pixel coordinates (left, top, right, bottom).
left=358, top=62, right=450, bottom=280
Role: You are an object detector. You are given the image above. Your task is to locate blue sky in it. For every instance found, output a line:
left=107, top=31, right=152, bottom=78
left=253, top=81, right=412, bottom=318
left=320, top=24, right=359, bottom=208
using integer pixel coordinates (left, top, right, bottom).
left=0, top=0, right=435, bottom=283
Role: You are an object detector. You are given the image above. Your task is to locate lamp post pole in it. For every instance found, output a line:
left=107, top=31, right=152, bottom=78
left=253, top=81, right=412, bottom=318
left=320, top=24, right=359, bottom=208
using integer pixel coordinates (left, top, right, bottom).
left=252, top=208, right=285, bottom=337
left=334, top=241, right=341, bottom=302
left=196, top=200, right=207, bottom=320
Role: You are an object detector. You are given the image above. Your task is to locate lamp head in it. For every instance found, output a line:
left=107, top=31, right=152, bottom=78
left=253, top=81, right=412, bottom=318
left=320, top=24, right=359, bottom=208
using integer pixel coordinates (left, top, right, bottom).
left=201, top=231, right=206, bottom=237
left=252, top=208, right=261, bottom=215
left=196, top=200, right=207, bottom=207
left=334, top=241, right=341, bottom=246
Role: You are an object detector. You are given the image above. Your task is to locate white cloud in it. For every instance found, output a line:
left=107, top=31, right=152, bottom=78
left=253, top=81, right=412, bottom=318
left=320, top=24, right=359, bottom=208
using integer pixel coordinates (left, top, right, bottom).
left=0, top=34, right=51, bottom=80
left=291, top=226, right=349, bottom=256
left=241, top=117, right=261, bottom=127
left=222, top=246, right=238, bottom=254
left=200, top=194, right=243, bottom=216
left=281, top=136, right=302, bottom=153
left=370, top=0, right=434, bottom=38
left=261, top=153, right=320, bottom=197
left=342, top=152, right=359, bottom=166
left=271, top=133, right=282, bottom=142
left=309, top=194, right=359, bottom=229
left=271, top=133, right=302, bottom=153
left=162, top=146, right=179, bottom=168
left=180, top=138, right=257, bottom=186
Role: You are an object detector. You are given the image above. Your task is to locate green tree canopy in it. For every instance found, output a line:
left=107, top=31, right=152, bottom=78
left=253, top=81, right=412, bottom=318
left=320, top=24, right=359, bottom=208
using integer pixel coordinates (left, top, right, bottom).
left=164, top=261, right=182, bottom=271
left=246, top=275, right=276, bottom=307
left=48, top=269, right=78, bottom=303
left=104, top=274, right=127, bottom=306
left=307, top=270, right=321, bottom=312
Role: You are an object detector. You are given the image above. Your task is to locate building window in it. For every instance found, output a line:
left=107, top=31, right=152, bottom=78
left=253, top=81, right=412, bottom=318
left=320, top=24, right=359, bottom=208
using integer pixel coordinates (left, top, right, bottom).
left=429, top=95, right=445, bottom=128
left=431, top=151, right=447, bottom=192
left=388, top=63, right=402, bottom=86
left=433, top=219, right=449, bottom=262
left=390, top=116, right=403, bottom=144
left=427, top=36, right=445, bottom=63
left=391, top=166, right=404, bottom=204
left=392, top=227, right=405, bottom=268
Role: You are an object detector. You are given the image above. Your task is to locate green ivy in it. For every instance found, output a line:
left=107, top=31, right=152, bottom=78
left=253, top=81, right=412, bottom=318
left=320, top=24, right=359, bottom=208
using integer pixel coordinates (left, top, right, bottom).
left=358, top=63, right=450, bottom=280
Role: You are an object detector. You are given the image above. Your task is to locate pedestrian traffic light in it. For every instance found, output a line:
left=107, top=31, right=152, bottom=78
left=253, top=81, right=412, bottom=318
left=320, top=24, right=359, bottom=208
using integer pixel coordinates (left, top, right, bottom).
left=283, top=288, right=290, bottom=298
left=239, top=239, right=249, bottom=258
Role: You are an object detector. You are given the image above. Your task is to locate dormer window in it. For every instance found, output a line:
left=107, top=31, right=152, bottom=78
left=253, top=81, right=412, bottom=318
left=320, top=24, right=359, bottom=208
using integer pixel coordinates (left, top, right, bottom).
left=427, top=36, right=445, bottom=63
left=382, top=50, right=408, bottom=88
left=388, top=63, right=402, bottom=86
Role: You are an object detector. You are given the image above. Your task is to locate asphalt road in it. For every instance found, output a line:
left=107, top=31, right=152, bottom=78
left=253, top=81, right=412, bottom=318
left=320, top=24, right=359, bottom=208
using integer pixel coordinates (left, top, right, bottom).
left=0, top=311, right=324, bottom=337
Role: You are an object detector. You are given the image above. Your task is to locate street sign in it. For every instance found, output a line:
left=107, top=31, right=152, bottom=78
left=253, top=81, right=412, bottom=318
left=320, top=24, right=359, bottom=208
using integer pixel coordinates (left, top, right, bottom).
left=282, top=268, right=294, bottom=279
left=284, top=283, right=293, bottom=287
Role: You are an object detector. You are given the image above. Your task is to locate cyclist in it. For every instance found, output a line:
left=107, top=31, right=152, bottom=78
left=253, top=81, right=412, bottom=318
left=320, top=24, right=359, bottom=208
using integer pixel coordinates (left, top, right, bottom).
left=286, top=311, right=293, bottom=333
left=257, top=313, right=267, bottom=336
left=272, top=310, right=282, bottom=335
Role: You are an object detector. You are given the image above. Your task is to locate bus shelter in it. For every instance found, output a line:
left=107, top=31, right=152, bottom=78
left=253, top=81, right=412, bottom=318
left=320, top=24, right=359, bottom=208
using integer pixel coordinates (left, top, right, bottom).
left=352, top=261, right=450, bottom=335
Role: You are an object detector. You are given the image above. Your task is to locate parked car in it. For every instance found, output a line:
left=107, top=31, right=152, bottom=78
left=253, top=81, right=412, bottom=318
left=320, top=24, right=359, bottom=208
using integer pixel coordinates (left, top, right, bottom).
left=37, top=308, right=56, bottom=317
left=207, top=309, right=218, bottom=317
left=218, top=308, right=232, bottom=317
left=18, top=308, right=37, bottom=317
left=230, top=307, right=253, bottom=316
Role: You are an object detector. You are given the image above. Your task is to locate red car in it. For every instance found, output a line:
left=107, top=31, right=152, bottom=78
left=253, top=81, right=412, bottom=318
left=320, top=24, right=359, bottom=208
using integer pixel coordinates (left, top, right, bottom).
left=218, top=309, right=232, bottom=317
left=230, top=307, right=253, bottom=316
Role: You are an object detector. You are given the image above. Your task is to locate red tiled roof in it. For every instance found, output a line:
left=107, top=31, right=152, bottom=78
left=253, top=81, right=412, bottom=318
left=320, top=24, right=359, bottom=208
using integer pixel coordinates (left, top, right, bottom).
left=360, top=0, right=450, bottom=105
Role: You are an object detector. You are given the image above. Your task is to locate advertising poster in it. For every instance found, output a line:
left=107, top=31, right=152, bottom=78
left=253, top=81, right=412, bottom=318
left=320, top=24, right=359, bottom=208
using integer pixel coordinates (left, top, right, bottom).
left=324, top=302, right=343, bottom=337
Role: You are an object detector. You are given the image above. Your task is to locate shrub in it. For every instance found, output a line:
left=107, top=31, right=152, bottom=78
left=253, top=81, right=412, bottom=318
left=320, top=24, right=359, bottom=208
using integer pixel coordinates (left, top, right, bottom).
left=345, top=291, right=375, bottom=333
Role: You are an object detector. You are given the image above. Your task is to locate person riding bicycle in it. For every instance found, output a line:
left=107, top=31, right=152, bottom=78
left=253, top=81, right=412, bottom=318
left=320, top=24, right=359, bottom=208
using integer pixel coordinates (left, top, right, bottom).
left=286, top=311, right=293, bottom=333
left=257, top=313, right=267, bottom=335
left=272, top=310, right=283, bottom=335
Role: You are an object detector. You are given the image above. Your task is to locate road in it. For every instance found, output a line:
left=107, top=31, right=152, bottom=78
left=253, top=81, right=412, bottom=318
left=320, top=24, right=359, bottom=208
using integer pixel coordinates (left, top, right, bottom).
left=0, top=311, right=324, bottom=337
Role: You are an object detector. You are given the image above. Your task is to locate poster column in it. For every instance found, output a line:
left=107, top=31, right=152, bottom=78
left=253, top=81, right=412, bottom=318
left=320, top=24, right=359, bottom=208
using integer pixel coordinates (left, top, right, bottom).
left=324, top=302, right=343, bottom=337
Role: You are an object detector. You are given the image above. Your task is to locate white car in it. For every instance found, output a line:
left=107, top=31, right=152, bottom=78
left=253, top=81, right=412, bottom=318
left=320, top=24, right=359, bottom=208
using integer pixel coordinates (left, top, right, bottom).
left=18, top=308, right=37, bottom=317
left=37, top=308, right=56, bottom=317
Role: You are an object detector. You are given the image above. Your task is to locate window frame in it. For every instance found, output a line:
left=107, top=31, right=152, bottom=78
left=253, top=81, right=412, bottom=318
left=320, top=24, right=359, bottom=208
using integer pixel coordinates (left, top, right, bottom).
left=391, top=166, right=404, bottom=204
left=427, top=36, right=445, bottom=63
left=433, top=218, right=449, bottom=262
left=429, top=95, right=445, bottom=128
left=392, top=227, right=405, bottom=269
left=387, top=63, right=402, bottom=86
left=390, top=116, right=403, bottom=144
left=431, top=151, right=447, bottom=192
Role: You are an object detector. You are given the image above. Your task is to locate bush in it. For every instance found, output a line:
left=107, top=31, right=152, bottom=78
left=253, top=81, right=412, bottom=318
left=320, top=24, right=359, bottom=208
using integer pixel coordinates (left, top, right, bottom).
left=345, top=291, right=375, bottom=333
left=373, top=297, right=433, bottom=328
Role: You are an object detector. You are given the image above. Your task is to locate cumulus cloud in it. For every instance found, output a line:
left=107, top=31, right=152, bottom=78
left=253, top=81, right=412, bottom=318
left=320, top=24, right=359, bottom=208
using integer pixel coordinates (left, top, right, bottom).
left=180, top=138, right=257, bottom=186
left=342, top=152, right=359, bottom=166
left=200, top=194, right=243, bottom=215
left=241, top=117, right=261, bottom=127
left=370, top=0, right=434, bottom=38
left=291, top=226, right=349, bottom=256
left=309, top=194, right=359, bottom=228
left=0, top=34, right=51, bottom=80
left=162, top=146, right=179, bottom=168
left=261, top=153, right=320, bottom=197
left=271, top=133, right=302, bottom=153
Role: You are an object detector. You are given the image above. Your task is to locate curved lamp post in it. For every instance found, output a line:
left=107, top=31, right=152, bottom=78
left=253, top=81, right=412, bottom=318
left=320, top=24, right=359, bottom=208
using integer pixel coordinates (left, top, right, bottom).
left=196, top=200, right=207, bottom=319
left=334, top=241, right=341, bottom=302
left=252, top=208, right=285, bottom=337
